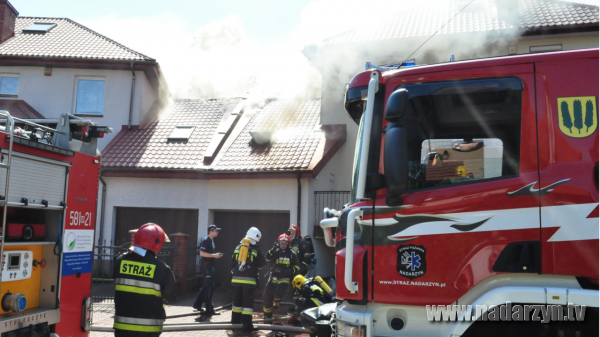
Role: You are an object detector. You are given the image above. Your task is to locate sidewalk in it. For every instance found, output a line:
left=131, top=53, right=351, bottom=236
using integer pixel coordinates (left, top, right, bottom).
left=91, top=289, right=310, bottom=337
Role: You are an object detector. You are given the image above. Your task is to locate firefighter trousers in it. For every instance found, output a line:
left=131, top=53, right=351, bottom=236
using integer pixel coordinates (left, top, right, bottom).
left=263, top=280, right=288, bottom=318
left=231, top=286, right=256, bottom=329
left=114, top=329, right=161, bottom=337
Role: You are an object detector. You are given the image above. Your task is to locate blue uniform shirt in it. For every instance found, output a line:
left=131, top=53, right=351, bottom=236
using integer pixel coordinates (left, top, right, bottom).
left=200, top=236, right=215, bottom=269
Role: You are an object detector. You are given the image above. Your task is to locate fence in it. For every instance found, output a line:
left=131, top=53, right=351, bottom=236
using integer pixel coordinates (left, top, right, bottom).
left=313, top=191, right=351, bottom=237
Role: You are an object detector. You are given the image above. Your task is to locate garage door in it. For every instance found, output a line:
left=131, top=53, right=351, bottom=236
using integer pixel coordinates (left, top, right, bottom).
left=213, top=211, right=290, bottom=288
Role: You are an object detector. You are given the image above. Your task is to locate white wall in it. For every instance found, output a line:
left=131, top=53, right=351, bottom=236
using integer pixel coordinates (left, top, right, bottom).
left=0, top=66, right=157, bottom=150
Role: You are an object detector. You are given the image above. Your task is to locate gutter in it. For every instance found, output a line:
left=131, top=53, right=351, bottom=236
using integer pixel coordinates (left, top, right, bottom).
left=128, top=62, right=135, bottom=130
left=297, top=173, right=301, bottom=226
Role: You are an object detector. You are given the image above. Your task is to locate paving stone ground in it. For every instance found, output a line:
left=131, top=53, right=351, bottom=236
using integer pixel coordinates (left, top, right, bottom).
left=91, top=288, right=310, bottom=337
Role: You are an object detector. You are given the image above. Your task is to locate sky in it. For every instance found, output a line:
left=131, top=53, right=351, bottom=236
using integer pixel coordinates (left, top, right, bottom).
left=9, top=0, right=600, bottom=99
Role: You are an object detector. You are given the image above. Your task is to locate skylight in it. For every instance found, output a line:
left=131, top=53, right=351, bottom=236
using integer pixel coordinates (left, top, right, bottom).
left=168, top=126, right=195, bottom=140
left=23, top=22, right=57, bottom=33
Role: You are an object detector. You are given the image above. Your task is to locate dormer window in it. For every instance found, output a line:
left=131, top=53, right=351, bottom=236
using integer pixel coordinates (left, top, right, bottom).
left=168, top=126, right=195, bottom=140
left=23, top=22, right=57, bottom=33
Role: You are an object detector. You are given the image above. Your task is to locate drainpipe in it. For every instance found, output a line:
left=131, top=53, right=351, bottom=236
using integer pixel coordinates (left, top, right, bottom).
left=98, top=174, right=107, bottom=245
left=297, top=173, right=301, bottom=227
left=128, top=62, right=136, bottom=130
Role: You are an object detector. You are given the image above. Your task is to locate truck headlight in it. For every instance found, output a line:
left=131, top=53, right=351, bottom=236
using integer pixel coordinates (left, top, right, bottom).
left=336, top=320, right=366, bottom=337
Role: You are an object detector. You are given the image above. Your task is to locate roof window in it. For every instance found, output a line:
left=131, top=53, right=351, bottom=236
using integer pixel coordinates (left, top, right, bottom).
left=168, top=126, right=195, bottom=140
left=23, top=22, right=57, bottom=33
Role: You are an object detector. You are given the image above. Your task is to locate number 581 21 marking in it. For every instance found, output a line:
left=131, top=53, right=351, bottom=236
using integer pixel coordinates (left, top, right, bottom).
left=70, top=211, right=91, bottom=226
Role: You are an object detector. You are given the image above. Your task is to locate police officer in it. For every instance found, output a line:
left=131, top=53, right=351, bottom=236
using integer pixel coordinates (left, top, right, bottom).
left=113, top=223, right=176, bottom=337
left=193, top=224, right=222, bottom=315
left=288, top=224, right=314, bottom=275
left=231, top=227, right=266, bottom=332
left=291, top=275, right=332, bottom=316
left=263, top=234, right=299, bottom=319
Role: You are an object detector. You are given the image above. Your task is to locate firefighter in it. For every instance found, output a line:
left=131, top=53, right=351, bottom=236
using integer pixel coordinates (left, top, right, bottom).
left=193, top=224, right=222, bottom=315
left=288, top=224, right=314, bottom=275
left=291, top=275, right=332, bottom=316
left=113, top=223, right=176, bottom=337
left=263, top=234, right=299, bottom=319
left=231, top=227, right=267, bottom=333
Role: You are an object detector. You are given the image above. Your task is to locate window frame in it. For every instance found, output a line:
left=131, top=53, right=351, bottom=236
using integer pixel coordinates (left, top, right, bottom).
left=73, top=76, right=106, bottom=117
left=0, top=74, right=20, bottom=97
left=389, top=77, right=524, bottom=194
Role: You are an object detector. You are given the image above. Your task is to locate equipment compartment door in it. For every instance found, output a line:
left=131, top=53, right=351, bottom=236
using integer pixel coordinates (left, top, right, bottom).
left=535, top=51, right=599, bottom=278
left=373, top=63, right=540, bottom=306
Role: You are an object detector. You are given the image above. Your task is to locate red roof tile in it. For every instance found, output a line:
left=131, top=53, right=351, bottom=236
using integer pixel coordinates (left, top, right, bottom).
left=101, top=99, right=229, bottom=170
left=214, top=100, right=322, bottom=172
left=0, top=99, right=44, bottom=119
left=322, top=0, right=598, bottom=45
left=0, top=17, right=153, bottom=61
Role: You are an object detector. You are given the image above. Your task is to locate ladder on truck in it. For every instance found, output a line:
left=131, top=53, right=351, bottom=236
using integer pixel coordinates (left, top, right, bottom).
left=0, top=110, right=63, bottom=298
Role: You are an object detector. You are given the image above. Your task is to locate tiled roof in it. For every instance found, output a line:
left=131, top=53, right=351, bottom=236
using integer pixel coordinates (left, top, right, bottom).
left=101, top=98, right=327, bottom=173
left=214, top=100, right=322, bottom=171
left=0, top=17, right=153, bottom=61
left=0, top=99, right=44, bottom=119
left=322, top=0, right=598, bottom=45
left=101, top=99, right=228, bottom=170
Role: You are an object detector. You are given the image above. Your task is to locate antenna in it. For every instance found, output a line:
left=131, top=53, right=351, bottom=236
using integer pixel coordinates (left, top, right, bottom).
left=397, top=0, right=475, bottom=69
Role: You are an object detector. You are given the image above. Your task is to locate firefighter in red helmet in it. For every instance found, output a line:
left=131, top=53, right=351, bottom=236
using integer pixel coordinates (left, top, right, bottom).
left=263, top=233, right=299, bottom=319
left=288, top=224, right=314, bottom=276
left=113, top=223, right=176, bottom=337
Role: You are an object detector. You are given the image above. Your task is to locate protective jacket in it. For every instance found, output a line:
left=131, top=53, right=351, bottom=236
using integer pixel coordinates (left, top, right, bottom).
left=231, top=243, right=266, bottom=287
left=266, top=246, right=299, bottom=284
left=290, top=236, right=313, bottom=274
left=113, top=250, right=176, bottom=334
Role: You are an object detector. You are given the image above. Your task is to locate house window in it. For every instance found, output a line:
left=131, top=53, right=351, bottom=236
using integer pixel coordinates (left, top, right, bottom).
left=75, top=78, right=105, bottom=115
left=0, top=76, right=19, bottom=96
left=168, top=126, right=195, bottom=140
left=23, top=22, right=57, bottom=33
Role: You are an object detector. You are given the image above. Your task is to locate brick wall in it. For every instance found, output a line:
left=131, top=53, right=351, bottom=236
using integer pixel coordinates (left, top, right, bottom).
left=0, top=1, right=17, bottom=43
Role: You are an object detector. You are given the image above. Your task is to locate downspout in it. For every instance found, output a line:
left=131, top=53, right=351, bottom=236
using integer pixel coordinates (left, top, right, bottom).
left=297, top=173, right=301, bottom=226
left=128, top=62, right=136, bottom=130
left=98, top=174, right=107, bottom=245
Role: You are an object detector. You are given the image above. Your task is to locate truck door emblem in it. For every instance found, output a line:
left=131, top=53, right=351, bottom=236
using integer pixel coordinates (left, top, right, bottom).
left=507, top=178, right=570, bottom=197
left=397, top=245, right=426, bottom=280
left=557, top=96, right=597, bottom=138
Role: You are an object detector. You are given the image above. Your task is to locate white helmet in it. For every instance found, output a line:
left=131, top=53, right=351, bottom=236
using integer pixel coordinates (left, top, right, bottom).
left=245, top=227, right=262, bottom=244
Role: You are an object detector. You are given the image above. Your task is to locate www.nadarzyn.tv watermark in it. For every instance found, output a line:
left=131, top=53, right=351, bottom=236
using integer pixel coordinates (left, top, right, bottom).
left=426, top=302, right=586, bottom=323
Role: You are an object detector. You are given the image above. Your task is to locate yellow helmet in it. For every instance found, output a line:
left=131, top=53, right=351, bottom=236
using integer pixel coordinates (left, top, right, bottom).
left=293, top=275, right=307, bottom=290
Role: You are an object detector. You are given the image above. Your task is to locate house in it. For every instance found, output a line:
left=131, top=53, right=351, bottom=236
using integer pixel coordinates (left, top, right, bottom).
left=0, top=0, right=168, bottom=150
left=99, top=98, right=346, bottom=284
left=304, top=0, right=599, bottom=205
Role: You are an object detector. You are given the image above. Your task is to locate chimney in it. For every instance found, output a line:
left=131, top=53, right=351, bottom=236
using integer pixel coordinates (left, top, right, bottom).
left=0, top=1, right=17, bottom=43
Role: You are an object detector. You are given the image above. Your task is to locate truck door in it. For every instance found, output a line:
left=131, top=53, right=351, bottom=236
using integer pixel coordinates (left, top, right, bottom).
left=374, top=63, right=541, bottom=306
left=534, top=51, right=599, bottom=279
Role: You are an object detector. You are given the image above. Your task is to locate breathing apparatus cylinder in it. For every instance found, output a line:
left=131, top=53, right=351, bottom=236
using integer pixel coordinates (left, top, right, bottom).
left=238, top=237, right=252, bottom=267
left=314, top=276, right=334, bottom=297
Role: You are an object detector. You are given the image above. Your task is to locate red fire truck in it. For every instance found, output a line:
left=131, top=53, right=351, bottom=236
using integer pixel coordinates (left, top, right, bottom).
left=0, top=111, right=108, bottom=337
left=320, top=48, right=598, bottom=336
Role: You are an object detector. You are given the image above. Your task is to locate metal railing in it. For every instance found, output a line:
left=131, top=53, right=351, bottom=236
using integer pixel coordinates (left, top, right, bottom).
left=313, top=191, right=351, bottom=237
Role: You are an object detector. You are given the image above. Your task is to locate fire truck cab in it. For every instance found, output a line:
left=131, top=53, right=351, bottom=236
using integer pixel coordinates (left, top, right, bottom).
left=321, top=49, right=599, bottom=336
left=0, top=111, right=108, bottom=337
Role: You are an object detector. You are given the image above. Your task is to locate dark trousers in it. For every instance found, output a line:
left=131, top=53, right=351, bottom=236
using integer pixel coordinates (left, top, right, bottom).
left=232, top=286, right=256, bottom=329
left=193, top=267, right=214, bottom=312
left=262, top=280, right=288, bottom=318
left=114, top=330, right=161, bottom=337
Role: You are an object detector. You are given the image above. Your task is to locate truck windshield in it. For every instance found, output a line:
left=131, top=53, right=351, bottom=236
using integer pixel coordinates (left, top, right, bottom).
left=350, top=113, right=366, bottom=203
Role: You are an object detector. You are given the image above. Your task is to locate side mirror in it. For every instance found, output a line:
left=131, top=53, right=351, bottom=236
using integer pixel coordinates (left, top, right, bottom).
left=384, top=123, right=408, bottom=206
left=384, top=89, right=410, bottom=121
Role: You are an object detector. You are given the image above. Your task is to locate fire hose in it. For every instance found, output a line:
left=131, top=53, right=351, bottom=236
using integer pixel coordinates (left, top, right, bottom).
left=91, top=324, right=309, bottom=333
left=165, top=316, right=291, bottom=325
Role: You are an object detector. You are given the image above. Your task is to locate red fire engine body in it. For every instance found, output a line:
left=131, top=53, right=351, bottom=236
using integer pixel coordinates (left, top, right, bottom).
left=321, top=49, right=598, bottom=336
left=0, top=112, right=107, bottom=337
